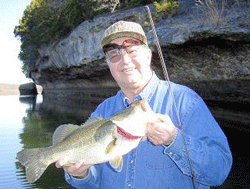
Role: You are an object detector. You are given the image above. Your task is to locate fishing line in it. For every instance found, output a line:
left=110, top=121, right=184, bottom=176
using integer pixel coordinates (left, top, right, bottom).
left=144, top=5, right=198, bottom=189
left=144, top=5, right=181, bottom=128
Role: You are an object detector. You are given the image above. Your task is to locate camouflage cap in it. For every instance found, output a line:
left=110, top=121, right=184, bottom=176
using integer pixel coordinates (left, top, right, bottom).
left=101, top=21, right=147, bottom=47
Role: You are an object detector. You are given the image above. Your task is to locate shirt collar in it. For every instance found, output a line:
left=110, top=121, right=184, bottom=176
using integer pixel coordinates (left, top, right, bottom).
left=121, top=73, right=160, bottom=107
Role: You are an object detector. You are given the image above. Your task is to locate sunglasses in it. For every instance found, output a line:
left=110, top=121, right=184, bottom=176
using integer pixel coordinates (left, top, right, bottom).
left=103, top=40, right=146, bottom=63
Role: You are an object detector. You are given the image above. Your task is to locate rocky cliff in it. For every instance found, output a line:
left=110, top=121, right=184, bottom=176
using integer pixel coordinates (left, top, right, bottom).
left=31, top=1, right=250, bottom=104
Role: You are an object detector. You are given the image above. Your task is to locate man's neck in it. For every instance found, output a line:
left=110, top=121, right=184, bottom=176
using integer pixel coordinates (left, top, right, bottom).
left=121, top=73, right=153, bottom=102
left=122, top=87, right=142, bottom=103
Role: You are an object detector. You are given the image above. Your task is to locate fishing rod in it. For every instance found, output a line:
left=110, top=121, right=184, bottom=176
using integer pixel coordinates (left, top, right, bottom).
left=144, top=5, right=198, bottom=189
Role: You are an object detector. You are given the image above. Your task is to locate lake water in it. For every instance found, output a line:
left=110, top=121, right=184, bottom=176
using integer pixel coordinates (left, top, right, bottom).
left=0, top=95, right=249, bottom=188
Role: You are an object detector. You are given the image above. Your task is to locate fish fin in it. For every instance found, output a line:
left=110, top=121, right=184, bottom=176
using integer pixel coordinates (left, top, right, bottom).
left=109, top=156, right=123, bottom=172
left=83, top=116, right=103, bottom=126
left=17, top=148, right=50, bottom=183
left=140, top=98, right=149, bottom=112
left=105, top=137, right=117, bottom=154
left=52, top=124, right=79, bottom=145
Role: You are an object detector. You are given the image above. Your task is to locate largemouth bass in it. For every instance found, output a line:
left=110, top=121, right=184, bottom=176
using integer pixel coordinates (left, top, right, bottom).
left=17, top=98, right=164, bottom=183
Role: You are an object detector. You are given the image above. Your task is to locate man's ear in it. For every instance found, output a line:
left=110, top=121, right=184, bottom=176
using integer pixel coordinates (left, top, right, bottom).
left=147, top=48, right=153, bottom=66
left=149, top=49, right=152, bottom=60
left=144, top=46, right=152, bottom=59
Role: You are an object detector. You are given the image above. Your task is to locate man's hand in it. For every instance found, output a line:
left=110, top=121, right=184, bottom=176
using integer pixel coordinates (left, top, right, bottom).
left=55, top=160, right=93, bottom=179
left=146, top=114, right=177, bottom=146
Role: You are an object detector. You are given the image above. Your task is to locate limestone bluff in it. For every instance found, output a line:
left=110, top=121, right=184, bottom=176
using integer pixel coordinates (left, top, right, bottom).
left=25, top=2, right=250, bottom=104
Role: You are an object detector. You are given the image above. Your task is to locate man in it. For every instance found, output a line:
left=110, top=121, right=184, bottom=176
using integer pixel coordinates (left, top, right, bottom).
left=56, top=21, right=232, bottom=188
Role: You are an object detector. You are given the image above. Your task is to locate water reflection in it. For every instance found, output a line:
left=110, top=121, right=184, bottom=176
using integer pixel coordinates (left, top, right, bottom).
left=0, top=96, right=32, bottom=189
left=16, top=93, right=107, bottom=188
left=16, top=95, right=83, bottom=188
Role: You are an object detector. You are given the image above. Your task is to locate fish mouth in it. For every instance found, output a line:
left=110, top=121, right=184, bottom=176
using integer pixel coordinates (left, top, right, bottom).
left=117, top=127, right=141, bottom=140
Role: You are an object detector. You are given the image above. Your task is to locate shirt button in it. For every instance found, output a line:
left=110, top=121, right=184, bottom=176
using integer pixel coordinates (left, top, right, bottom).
left=127, top=184, right=132, bottom=188
left=167, top=151, right=173, bottom=156
left=130, top=160, right=134, bottom=164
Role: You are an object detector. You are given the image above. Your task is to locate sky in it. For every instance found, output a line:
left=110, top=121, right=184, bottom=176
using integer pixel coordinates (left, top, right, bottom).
left=0, top=0, right=32, bottom=84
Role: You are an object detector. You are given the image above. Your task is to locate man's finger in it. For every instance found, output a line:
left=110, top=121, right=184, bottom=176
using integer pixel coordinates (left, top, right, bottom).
left=55, top=159, right=66, bottom=168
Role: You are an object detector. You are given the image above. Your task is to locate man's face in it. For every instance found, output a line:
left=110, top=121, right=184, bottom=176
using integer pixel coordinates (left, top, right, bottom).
left=105, top=37, right=152, bottom=90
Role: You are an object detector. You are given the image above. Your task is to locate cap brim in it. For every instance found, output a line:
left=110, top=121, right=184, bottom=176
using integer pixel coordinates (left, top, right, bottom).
left=101, top=31, right=147, bottom=47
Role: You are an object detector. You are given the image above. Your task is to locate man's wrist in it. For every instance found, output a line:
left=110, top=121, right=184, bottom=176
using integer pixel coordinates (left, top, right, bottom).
left=164, top=127, right=177, bottom=146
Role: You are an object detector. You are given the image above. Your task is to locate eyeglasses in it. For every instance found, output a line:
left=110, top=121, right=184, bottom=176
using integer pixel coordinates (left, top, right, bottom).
left=103, top=42, right=146, bottom=63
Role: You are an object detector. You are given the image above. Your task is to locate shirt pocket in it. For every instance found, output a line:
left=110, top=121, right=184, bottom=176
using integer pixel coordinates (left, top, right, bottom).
left=145, top=141, right=175, bottom=170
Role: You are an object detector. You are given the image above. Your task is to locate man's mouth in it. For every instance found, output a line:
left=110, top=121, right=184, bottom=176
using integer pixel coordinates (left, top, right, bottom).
left=122, top=68, right=136, bottom=73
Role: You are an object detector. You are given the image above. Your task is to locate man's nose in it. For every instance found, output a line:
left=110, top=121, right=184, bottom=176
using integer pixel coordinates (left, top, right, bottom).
left=120, top=50, right=132, bottom=64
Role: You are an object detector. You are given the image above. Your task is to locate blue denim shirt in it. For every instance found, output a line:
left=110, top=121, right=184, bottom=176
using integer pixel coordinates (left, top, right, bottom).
left=65, top=74, right=232, bottom=189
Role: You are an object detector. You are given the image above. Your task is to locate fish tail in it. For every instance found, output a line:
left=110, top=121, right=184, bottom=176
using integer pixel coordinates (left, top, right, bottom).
left=17, top=148, right=50, bottom=183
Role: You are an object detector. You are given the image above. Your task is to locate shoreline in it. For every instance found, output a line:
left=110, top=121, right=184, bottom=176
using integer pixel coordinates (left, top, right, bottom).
left=0, top=83, right=20, bottom=96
